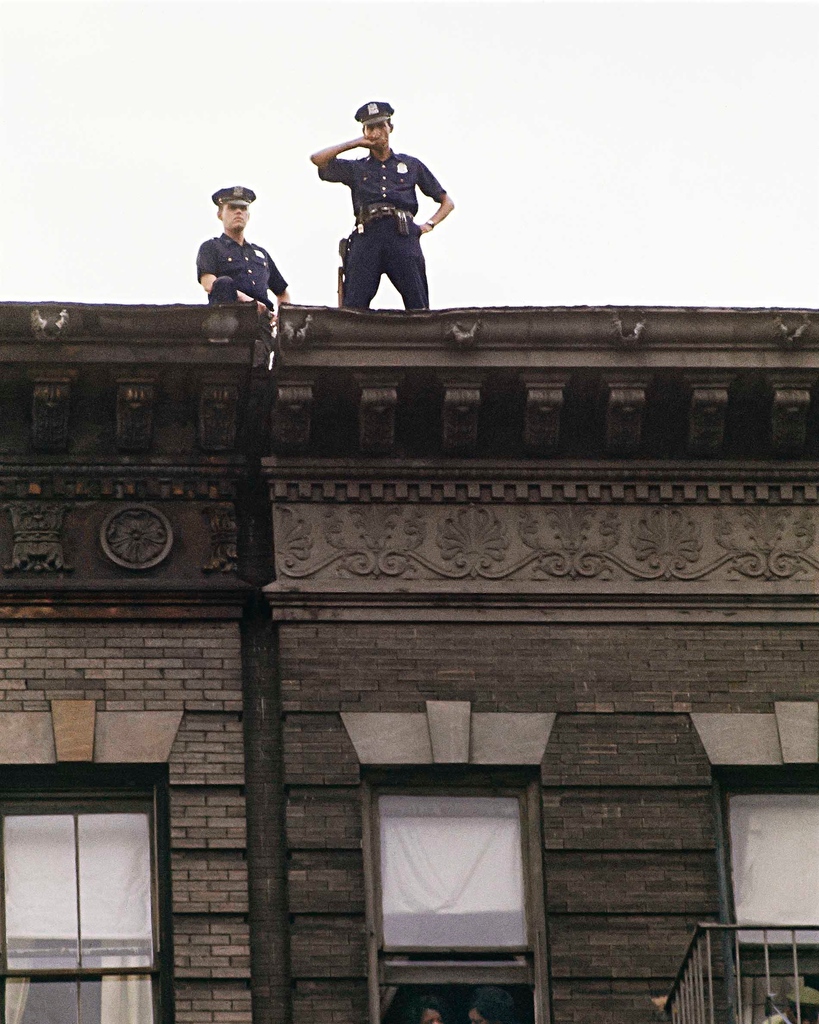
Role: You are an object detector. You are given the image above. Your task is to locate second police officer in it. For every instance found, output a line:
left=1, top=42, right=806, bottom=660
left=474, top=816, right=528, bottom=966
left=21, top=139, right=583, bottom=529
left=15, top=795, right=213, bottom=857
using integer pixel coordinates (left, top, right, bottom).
left=311, top=102, right=454, bottom=310
left=197, top=186, right=290, bottom=317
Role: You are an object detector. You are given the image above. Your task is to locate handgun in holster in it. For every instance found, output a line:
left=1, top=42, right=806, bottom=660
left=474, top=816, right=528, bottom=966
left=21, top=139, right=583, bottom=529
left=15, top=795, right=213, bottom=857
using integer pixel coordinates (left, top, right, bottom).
left=394, top=209, right=411, bottom=236
left=338, top=236, right=352, bottom=307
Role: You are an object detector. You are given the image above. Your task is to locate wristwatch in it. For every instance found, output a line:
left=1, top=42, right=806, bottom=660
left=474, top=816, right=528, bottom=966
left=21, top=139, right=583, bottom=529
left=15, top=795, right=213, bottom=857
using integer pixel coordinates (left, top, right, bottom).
left=424, top=221, right=435, bottom=230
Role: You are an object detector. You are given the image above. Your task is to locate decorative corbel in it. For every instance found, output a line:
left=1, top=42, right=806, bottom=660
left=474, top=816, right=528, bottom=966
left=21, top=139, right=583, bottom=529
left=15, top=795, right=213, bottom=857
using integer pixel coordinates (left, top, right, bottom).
left=603, top=377, right=647, bottom=455
left=116, top=378, right=156, bottom=452
left=442, top=384, right=481, bottom=454
left=522, top=376, right=567, bottom=454
left=32, top=378, right=72, bottom=452
left=271, top=383, right=313, bottom=452
left=358, top=383, right=398, bottom=455
left=199, top=383, right=238, bottom=452
left=686, top=377, right=731, bottom=458
left=769, top=375, right=814, bottom=458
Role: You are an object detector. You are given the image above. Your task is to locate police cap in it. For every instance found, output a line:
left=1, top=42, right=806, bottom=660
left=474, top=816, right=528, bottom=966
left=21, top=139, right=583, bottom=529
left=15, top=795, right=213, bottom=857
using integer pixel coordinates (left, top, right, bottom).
left=211, top=186, right=257, bottom=207
left=355, top=101, right=394, bottom=126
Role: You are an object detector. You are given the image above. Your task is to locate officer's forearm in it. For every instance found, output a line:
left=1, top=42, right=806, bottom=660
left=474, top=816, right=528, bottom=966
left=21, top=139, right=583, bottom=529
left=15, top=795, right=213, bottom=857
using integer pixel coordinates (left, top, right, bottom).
left=428, top=193, right=455, bottom=227
left=310, top=137, right=368, bottom=167
left=200, top=273, right=217, bottom=294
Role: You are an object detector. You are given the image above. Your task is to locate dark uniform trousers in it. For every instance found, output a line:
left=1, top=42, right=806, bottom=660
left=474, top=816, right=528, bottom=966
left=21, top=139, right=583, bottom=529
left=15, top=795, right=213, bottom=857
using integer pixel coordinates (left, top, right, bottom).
left=344, top=217, right=429, bottom=310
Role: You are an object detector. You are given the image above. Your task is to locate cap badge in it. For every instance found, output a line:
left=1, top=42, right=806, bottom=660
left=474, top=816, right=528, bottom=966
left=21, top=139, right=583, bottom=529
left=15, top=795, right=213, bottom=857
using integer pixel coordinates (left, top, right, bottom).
left=367, top=102, right=379, bottom=116
left=233, top=186, right=243, bottom=197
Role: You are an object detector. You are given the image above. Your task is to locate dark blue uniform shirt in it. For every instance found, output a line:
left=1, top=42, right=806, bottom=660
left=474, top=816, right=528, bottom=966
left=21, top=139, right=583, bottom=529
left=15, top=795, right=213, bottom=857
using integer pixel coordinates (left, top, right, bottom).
left=196, top=234, right=288, bottom=310
left=318, top=151, right=445, bottom=216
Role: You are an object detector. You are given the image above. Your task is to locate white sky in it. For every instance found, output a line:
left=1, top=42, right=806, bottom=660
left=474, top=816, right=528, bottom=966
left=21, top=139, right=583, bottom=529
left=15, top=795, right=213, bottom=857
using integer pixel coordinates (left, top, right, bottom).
left=1, top=0, right=818, bottom=310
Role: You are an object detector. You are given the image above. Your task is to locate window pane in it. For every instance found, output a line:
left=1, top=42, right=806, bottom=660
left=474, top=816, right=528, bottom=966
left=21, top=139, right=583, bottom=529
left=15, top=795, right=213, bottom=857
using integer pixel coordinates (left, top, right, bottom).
left=5, top=979, right=78, bottom=1024
left=78, top=815, right=153, bottom=967
left=730, top=794, right=819, bottom=940
left=80, top=977, right=155, bottom=1024
left=4, top=817, right=79, bottom=969
left=379, top=796, right=526, bottom=947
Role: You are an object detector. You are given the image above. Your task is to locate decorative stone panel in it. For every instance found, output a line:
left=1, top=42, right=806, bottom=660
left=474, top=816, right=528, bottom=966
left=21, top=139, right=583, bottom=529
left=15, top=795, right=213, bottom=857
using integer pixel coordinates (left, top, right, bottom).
left=3, top=502, right=71, bottom=572
left=100, top=504, right=173, bottom=570
left=272, top=502, right=819, bottom=592
left=202, top=503, right=238, bottom=573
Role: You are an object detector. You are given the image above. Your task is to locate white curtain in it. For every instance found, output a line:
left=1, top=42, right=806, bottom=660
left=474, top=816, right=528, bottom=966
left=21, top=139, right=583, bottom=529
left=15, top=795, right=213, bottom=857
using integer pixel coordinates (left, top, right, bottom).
left=78, top=815, right=153, bottom=965
left=4, top=816, right=78, bottom=966
left=3, top=813, right=154, bottom=1024
left=730, top=794, right=819, bottom=941
left=4, top=979, right=30, bottom=1024
left=100, top=970, right=154, bottom=1024
left=379, top=796, right=525, bottom=947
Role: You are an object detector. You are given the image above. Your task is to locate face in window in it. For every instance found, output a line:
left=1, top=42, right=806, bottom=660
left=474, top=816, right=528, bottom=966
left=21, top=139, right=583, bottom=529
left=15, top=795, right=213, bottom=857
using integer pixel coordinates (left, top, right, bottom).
left=420, top=1009, right=443, bottom=1024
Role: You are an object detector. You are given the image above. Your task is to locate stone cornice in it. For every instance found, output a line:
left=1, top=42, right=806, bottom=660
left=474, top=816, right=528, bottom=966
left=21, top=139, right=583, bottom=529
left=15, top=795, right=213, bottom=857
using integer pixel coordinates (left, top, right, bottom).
left=273, top=306, right=819, bottom=461
left=278, top=305, right=819, bottom=368
left=0, top=301, right=259, bottom=360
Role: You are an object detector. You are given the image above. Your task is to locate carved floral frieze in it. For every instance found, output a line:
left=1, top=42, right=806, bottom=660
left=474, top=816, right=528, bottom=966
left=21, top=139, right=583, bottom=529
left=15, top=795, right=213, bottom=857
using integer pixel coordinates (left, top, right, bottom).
left=274, top=503, right=819, bottom=586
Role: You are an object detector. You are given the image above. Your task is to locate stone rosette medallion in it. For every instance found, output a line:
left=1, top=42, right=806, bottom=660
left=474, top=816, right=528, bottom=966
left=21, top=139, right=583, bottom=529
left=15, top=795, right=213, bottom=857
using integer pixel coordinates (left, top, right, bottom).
left=100, top=504, right=173, bottom=570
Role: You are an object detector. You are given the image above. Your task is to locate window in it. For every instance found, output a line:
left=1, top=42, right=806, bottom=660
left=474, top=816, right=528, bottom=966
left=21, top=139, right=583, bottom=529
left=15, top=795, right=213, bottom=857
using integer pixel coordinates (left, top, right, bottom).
left=725, top=789, right=819, bottom=1024
left=363, top=779, right=548, bottom=1024
left=0, top=790, right=166, bottom=1024
left=729, top=793, right=819, bottom=936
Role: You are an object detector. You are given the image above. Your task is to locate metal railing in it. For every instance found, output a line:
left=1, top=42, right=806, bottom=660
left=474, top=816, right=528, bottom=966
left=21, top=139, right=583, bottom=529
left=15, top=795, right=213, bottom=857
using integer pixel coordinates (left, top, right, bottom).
left=666, top=923, right=819, bottom=1024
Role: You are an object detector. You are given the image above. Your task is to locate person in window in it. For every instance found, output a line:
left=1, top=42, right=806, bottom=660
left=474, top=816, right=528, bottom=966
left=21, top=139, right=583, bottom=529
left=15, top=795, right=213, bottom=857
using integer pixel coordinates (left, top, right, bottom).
left=403, top=992, right=448, bottom=1024
left=765, top=983, right=819, bottom=1023
left=468, top=987, right=518, bottom=1024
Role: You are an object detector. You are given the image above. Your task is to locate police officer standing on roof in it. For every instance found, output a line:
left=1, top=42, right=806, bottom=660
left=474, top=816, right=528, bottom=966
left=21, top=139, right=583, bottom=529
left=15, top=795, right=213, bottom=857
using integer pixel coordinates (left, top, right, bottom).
left=310, top=101, right=454, bottom=310
left=197, top=186, right=290, bottom=317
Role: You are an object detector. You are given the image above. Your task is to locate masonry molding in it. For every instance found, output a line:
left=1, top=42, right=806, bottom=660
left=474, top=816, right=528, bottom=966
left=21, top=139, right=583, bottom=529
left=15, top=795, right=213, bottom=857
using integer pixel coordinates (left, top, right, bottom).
left=691, top=703, right=819, bottom=765
left=268, top=501, right=819, bottom=595
left=341, top=701, right=556, bottom=765
left=0, top=706, right=183, bottom=764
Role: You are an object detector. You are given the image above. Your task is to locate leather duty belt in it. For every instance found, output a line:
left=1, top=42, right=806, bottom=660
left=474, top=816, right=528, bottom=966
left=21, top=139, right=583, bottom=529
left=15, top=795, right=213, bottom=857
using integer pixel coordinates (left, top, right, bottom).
left=356, top=203, right=414, bottom=235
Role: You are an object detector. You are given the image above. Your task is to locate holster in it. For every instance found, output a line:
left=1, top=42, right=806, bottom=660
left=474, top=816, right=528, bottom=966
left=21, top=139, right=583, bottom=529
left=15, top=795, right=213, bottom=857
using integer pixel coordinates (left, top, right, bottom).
left=394, top=209, right=411, bottom=237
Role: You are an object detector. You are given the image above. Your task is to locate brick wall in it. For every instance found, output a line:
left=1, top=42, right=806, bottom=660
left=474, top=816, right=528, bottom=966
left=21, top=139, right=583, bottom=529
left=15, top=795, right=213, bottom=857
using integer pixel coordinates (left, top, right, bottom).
left=276, top=621, right=817, bottom=1023
left=0, top=621, right=251, bottom=1024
